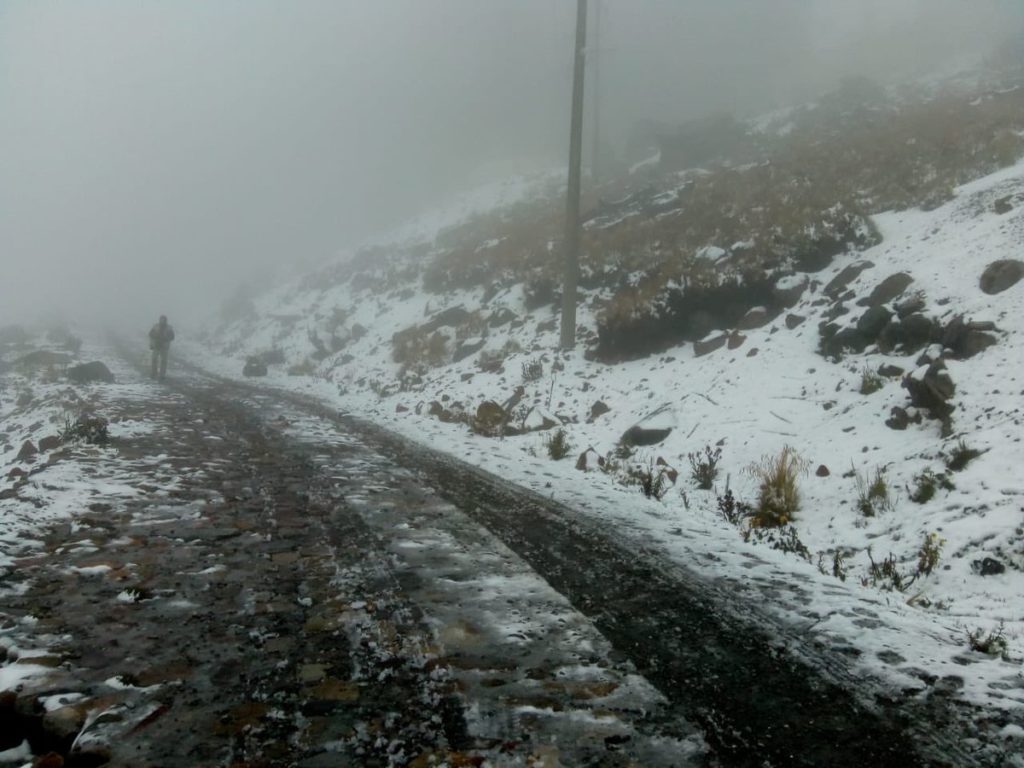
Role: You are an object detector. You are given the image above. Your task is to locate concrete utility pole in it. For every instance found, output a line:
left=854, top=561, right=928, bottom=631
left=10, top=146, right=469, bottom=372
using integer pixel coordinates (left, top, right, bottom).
left=560, top=0, right=587, bottom=350
left=590, top=0, right=602, bottom=185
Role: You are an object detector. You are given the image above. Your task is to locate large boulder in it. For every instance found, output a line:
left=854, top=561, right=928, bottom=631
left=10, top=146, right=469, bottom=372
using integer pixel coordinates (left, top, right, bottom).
left=903, top=361, right=955, bottom=433
left=859, top=273, right=913, bottom=307
left=855, top=305, right=892, bottom=340
left=824, top=261, right=874, bottom=299
left=67, top=361, right=115, bottom=384
left=736, top=307, right=772, bottom=331
left=979, top=259, right=1024, bottom=295
left=620, top=405, right=675, bottom=447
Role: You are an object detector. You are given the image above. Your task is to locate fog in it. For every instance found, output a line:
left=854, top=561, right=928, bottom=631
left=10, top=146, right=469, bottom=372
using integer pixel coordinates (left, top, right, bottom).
left=1, top=1, right=1020, bottom=330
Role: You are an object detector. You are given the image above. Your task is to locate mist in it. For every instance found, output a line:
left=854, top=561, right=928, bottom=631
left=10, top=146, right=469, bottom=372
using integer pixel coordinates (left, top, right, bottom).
left=1, top=0, right=1020, bottom=331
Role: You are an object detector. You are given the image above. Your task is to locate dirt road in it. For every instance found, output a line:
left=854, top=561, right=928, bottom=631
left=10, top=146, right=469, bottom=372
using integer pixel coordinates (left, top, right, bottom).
left=0, top=355, right=982, bottom=767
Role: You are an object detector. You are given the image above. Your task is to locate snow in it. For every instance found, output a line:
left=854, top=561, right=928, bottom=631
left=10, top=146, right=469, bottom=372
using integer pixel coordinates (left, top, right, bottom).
left=196, top=156, right=1024, bottom=720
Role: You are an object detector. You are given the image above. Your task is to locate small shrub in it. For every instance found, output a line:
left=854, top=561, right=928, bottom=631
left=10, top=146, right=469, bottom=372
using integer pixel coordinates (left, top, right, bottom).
left=946, top=439, right=981, bottom=472
left=60, top=412, right=109, bottom=446
left=859, top=367, right=884, bottom=395
left=966, top=623, right=1008, bottom=658
left=744, top=524, right=813, bottom=562
left=864, top=549, right=905, bottom=591
left=855, top=467, right=892, bottom=517
left=747, top=445, right=809, bottom=527
left=916, top=532, right=944, bottom=577
left=546, top=429, right=572, bottom=460
left=716, top=488, right=752, bottom=526
left=521, top=358, right=544, bottom=383
left=688, top=445, right=722, bottom=490
left=910, top=469, right=955, bottom=503
left=626, top=460, right=672, bottom=500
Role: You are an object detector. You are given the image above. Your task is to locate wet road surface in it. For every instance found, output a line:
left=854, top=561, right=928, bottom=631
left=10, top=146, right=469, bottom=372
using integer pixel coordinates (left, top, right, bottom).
left=0, top=357, right=982, bottom=766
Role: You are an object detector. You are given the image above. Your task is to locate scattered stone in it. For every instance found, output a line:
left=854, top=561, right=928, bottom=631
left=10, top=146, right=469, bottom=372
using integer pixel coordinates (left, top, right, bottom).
left=38, top=435, right=61, bottom=452
left=66, top=361, right=115, bottom=384
left=620, top=406, right=674, bottom=447
left=972, top=557, right=1006, bottom=576
left=519, top=406, right=559, bottom=433
left=859, top=273, right=913, bottom=307
left=243, top=356, right=268, bottom=377
left=42, top=705, right=87, bottom=752
left=746, top=348, right=758, bottom=357
left=727, top=331, right=746, bottom=350
left=979, top=259, right=1024, bottom=295
left=588, top=401, right=610, bottom=422
left=7, top=466, right=27, bottom=480
left=824, top=261, right=874, bottom=298
left=17, top=440, right=37, bottom=461
left=878, top=313, right=938, bottom=354
left=16, top=391, right=33, bottom=408
left=815, top=464, right=830, bottom=477
left=395, top=404, right=408, bottom=413
left=785, top=313, right=806, bottom=330
left=736, top=307, right=771, bottom=330
left=693, top=333, right=728, bottom=357
left=472, top=401, right=506, bottom=436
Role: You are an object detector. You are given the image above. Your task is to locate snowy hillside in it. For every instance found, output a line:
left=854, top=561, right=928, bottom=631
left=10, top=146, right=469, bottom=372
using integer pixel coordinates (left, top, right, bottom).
left=199, top=79, right=1024, bottom=750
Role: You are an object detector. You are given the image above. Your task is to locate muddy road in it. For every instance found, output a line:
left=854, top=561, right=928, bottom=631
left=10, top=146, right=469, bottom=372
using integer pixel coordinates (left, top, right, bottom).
left=0, top=357, right=981, bottom=767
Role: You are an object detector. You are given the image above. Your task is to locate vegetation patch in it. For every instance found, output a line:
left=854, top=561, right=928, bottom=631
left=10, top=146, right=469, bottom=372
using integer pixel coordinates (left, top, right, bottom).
left=747, top=446, right=809, bottom=527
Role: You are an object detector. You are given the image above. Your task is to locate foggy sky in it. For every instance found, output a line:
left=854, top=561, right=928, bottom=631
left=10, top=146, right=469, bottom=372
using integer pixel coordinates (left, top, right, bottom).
left=1, top=1, right=1020, bottom=330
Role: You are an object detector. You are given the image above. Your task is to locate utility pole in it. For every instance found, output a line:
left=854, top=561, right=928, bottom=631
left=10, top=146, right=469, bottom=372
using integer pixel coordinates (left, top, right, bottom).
left=590, top=0, right=601, bottom=185
left=560, top=0, right=587, bottom=350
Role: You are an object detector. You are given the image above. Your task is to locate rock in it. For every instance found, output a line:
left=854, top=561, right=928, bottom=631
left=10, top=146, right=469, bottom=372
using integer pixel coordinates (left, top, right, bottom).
left=38, top=435, right=61, bottom=452
left=621, top=406, right=675, bottom=447
left=815, top=464, right=830, bottom=477
left=785, top=313, right=806, bottom=330
left=33, top=753, right=65, bottom=768
left=880, top=313, right=937, bottom=354
left=979, top=259, right=1024, bottom=295
left=7, top=466, right=27, bottom=480
left=395, top=404, right=408, bottom=413
left=575, top=447, right=605, bottom=472
left=824, top=261, right=874, bottom=298
left=942, top=315, right=998, bottom=359
left=452, top=337, right=486, bottom=363
left=903, top=362, right=955, bottom=432
left=726, top=331, right=746, bottom=350
left=42, top=705, right=86, bottom=752
left=693, top=333, right=728, bottom=357
left=859, top=273, right=914, bottom=307
left=17, top=440, right=37, bottom=461
left=972, top=557, right=1006, bottom=576
left=746, top=347, right=759, bottom=357
left=895, top=294, right=926, bottom=319
left=855, top=306, right=892, bottom=340
left=821, top=327, right=868, bottom=358
left=16, top=391, right=34, bottom=407
left=773, top=277, right=808, bottom=309
left=878, top=364, right=905, bottom=378
left=885, top=406, right=921, bottom=431
left=736, top=306, right=771, bottom=330
left=472, top=401, right=506, bottom=436
left=993, top=195, right=1014, bottom=214
left=588, top=401, right=610, bottom=422
left=423, top=306, right=472, bottom=332
left=243, top=356, right=268, bottom=377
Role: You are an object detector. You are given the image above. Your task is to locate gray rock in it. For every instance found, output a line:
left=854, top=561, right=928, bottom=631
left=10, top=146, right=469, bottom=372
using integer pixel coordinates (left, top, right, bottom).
left=693, top=333, right=728, bottom=357
left=972, top=557, right=1006, bottom=576
left=243, top=357, right=268, bottom=377
left=979, top=259, right=1024, bottom=295
left=859, top=273, right=914, bottom=307
left=67, top=361, right=115, bottom=384
left=785, top=313, right=806, bottom=330
left=452, top=338, right=486, bottom=363
left=16, top=440, right=37, bottom=461
left=620, top=425, right=672, bottom=447
left=588, top=401, right=610, bottom=422
left=856, top=306, right=892, bottom=340
left=824, top=261, right=874, bottom=298
left=736, top=307, right=772, bottom=330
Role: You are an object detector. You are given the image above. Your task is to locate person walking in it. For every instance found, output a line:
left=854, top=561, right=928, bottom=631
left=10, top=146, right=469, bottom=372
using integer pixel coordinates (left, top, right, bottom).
left=149, top=315, right=175, bottom=381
